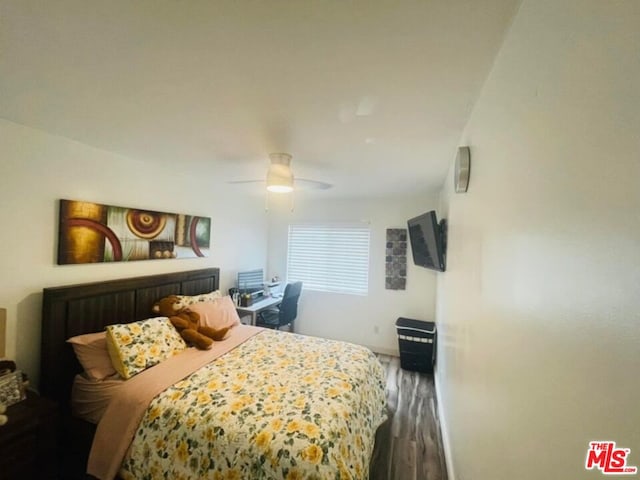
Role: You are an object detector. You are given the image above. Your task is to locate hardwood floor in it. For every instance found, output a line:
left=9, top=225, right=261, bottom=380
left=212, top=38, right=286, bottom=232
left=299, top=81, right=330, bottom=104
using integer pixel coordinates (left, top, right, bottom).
left=370, top=354, right=448, bottom=480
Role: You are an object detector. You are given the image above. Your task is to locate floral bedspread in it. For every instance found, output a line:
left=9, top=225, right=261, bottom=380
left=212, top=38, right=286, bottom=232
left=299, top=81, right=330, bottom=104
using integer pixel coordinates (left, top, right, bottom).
left=119, top=330, right=387, bottom=480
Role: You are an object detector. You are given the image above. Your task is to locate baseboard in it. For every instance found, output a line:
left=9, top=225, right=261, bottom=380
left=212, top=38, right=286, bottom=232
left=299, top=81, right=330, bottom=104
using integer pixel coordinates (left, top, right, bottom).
left=366, top=345, right=398, bottom=357
left=434, top=365, right=456, bottom=480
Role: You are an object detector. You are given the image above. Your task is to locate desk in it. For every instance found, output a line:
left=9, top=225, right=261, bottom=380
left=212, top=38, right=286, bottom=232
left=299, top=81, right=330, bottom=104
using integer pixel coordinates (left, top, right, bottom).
left=236, top=296, right=281, bottom=326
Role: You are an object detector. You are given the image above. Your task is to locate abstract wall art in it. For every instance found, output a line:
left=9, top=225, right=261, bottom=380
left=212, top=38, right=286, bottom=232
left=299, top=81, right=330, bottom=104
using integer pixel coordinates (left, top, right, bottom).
left=57, top=199, right=211, bottom=264
left=385, top=228, right=407, bottom=290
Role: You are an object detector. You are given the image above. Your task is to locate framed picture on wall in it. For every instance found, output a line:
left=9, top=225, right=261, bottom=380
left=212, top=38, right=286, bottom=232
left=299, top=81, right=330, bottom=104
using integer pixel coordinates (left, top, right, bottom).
left=57, top=199, right=211, bottom=264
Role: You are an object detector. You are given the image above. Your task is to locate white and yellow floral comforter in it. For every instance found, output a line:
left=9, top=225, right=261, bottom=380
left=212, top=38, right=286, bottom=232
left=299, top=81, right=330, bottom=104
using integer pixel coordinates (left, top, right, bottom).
left=119, top=330, right=387, bottom=480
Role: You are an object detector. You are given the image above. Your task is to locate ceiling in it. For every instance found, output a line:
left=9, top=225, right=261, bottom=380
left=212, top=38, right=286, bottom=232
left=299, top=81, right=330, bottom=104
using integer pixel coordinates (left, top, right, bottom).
left=0, top=0, right=520, bottom=198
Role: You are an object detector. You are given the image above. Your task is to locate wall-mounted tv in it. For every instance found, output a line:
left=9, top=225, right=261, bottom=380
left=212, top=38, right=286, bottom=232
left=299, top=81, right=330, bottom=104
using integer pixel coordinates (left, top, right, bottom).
left=407, top=211, right=447, bottom=272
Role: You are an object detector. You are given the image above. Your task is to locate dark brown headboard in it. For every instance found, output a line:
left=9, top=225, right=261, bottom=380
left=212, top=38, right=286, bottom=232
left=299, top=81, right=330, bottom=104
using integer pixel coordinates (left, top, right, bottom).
left=40, top=268, right=220, bottom=412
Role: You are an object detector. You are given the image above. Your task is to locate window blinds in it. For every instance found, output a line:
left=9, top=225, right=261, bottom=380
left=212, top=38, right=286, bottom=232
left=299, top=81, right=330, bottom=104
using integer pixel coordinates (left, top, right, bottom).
left=287, top=223, right=370, bottom=295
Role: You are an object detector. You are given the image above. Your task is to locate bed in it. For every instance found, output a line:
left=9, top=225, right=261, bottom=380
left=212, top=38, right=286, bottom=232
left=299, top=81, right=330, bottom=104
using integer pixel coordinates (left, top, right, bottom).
left=40, top=268, right=387, bottom=479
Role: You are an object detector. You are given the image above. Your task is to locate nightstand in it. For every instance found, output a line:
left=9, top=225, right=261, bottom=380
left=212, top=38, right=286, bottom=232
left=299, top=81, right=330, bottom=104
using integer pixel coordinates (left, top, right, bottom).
left=0, top=390, right=59, bottom=479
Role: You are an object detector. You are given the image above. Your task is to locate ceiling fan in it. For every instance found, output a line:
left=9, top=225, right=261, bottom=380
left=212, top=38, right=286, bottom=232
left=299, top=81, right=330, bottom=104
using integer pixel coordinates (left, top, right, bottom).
left=229, top=153, right=333, bottom=193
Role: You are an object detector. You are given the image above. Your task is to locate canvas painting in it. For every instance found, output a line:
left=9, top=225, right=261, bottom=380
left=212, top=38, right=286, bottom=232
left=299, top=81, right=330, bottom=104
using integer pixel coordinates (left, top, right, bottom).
left=58, top=199, right=211, bottom=264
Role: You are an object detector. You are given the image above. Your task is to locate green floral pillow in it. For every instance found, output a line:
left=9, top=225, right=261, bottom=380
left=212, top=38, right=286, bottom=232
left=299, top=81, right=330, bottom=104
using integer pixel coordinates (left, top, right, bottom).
left=173, top=290, right=222, bottom=309
left=105, top=317, right=187, bottom=379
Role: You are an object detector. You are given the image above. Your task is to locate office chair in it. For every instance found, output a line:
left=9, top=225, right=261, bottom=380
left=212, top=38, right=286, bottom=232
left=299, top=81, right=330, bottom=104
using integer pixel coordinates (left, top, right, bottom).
left=256, top=281, right=303, bottom=331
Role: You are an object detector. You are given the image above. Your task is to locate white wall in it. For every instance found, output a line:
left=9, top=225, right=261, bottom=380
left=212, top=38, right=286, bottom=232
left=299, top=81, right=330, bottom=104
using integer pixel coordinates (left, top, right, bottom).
left=435, top=1, right=640, bottom=479
left=267, top=193, right=438, bottom=355
left=0, top=119, right=268, bottom=389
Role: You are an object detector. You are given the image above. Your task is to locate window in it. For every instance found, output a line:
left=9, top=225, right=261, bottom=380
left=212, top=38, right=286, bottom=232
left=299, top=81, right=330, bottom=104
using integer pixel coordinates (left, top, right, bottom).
left=287, top=223, right=370, bottom=295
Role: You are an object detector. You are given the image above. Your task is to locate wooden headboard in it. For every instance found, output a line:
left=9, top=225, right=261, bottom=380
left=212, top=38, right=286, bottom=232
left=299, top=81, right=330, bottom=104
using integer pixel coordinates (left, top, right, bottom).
left=40, top=268, right=220, bottom=412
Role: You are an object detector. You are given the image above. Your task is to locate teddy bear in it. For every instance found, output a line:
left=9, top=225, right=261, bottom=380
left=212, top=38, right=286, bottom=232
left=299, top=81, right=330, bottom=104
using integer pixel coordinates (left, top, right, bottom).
left=152, top=295, right=230, bottom=350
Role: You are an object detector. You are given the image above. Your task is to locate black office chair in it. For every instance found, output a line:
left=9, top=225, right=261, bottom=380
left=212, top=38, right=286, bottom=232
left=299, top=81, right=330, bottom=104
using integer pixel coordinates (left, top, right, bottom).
left=256, top=282, right=303, bottom=331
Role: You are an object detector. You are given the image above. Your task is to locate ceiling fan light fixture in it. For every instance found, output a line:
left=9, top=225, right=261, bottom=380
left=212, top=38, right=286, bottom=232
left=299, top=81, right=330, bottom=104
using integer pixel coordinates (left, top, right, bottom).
left=266, top=161, right=294, bottom=193
left=267, top=184, right=294, bottom=193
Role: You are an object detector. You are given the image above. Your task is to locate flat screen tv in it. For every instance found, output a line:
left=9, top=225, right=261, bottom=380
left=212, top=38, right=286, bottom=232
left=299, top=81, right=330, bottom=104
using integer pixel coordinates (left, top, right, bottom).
left=407, top=211, right=446, bottom=272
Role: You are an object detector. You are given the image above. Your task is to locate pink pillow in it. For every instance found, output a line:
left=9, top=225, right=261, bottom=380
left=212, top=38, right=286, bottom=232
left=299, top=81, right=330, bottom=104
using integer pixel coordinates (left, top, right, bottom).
left=188, top=296, right=241, bottom=330
left=67, top=331, right=117, bottom=380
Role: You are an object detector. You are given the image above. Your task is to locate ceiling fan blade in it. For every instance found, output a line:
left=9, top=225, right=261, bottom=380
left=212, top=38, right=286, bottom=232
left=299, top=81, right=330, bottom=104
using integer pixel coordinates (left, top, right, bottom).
left=226, top=180, right=264, bottom=184
left=297, top=178, right=333, bottom=190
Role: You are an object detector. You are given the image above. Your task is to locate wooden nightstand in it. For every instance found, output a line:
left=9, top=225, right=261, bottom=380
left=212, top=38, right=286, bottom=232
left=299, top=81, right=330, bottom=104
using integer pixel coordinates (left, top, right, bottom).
left=0, top=391, right=59, bottom=479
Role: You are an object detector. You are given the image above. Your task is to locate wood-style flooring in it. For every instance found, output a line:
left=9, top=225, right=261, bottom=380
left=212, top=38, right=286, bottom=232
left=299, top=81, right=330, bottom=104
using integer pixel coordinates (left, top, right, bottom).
left=369, top=354, right=448, bottom=480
